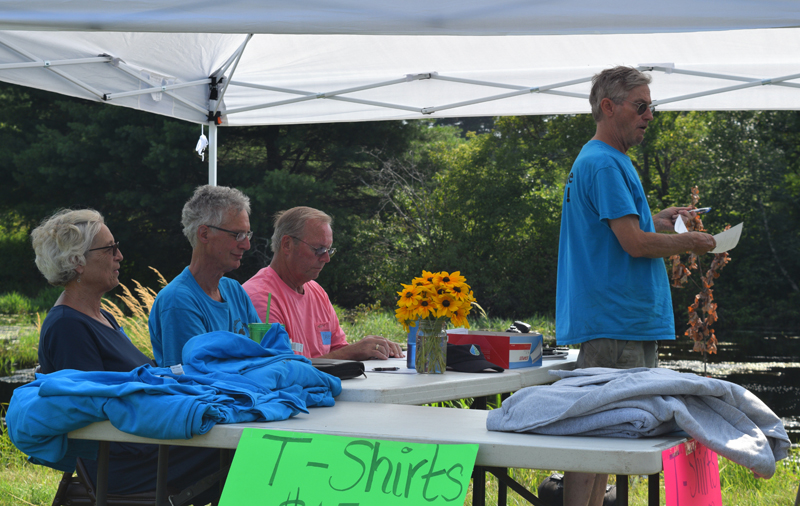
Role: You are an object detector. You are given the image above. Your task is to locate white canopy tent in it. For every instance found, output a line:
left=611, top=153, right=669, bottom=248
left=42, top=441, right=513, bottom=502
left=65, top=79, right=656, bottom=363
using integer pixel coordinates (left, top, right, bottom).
left=2, top=0, right=800, bottom=184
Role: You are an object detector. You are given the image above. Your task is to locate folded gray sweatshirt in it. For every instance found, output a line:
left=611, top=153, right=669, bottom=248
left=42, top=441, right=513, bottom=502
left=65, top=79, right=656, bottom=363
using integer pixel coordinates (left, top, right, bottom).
left=486, top=367, right=790, bottom=478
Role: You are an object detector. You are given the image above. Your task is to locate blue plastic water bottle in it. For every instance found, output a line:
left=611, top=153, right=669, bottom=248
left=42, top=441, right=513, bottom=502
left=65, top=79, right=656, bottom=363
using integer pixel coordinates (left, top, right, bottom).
left=407, top=323, right=419, bottom=369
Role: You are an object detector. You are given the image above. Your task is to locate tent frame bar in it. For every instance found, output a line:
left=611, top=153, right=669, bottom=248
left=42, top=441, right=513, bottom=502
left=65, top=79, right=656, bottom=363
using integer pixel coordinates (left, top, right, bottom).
left=210, top=34, right=252, bottom=118
left=0, top=36, right=106, bottom=98
left=0, top=55, right=111, bottom=70
left=643, top=66, right=800, bottom=106
left=103, top=78, right=211, bottom=101
left=223, top=72, right=595, bottom=117
left=109, top=62, right=209, bottom=116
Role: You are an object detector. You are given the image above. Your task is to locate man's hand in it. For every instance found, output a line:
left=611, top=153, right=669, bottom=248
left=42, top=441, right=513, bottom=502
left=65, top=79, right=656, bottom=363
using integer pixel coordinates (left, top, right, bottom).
left=323, top=336, right=405, bottom=361
left=684, top=232, right=717, bottom=255
left=652, top=206, right=693, bottom=232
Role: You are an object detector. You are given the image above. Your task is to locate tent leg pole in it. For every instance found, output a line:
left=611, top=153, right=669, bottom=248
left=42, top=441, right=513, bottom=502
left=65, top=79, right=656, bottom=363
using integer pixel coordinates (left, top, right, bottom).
left=209, top=123, right=218, bottom=186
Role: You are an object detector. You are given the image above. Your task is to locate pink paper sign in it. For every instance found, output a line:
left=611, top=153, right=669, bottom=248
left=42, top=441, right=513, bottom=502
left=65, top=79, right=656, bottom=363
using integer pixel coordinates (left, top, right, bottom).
left=662, top=440, right=722, bottom=506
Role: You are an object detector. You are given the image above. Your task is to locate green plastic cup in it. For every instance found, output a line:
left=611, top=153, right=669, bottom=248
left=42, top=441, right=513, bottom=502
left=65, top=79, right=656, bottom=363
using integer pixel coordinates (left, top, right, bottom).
left=248, top=323, right=271, bottom=343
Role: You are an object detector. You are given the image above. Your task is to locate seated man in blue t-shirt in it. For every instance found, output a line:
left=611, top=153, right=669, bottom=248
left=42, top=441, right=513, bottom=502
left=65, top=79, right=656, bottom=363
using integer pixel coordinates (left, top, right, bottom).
left=150, top=185, right=261, bottom=367
left=556, top=66, right=717, bottom=506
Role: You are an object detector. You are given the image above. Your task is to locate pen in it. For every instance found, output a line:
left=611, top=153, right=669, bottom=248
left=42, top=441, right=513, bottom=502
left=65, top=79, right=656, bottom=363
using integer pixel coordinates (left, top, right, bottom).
left=691, top=207, right=712, bottom=215
left=373, top=367, right=399, bottom=371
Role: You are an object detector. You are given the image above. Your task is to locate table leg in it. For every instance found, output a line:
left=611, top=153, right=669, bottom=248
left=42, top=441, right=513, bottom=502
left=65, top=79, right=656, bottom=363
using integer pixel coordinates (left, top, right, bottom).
left=648, top=473, right=660, bottom=506
left=156, top=445, right=170, bottom=506
left=498, top=469, right=507, bottom=506
left=472, top=466, right=486, bottom=506
left=616, top=475, right=628, bottom=506
left=486, top=467, right=549, bottom=506
left=221, top=449, right=232, bottom=497
left=471, top=396, right=488, bottom=410
left=95, top=441, right=109, bottom=506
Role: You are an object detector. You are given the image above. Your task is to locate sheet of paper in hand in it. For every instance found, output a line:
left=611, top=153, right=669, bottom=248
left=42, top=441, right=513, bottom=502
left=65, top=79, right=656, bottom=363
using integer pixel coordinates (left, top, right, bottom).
left=709, top=222, right=743, bottom=253
left=674, top=218, right=743, bottom=254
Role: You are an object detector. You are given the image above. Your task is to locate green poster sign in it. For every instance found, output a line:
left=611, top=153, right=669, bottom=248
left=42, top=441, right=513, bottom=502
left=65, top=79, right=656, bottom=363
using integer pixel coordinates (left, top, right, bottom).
left=219, top=428, right=479, bottom=505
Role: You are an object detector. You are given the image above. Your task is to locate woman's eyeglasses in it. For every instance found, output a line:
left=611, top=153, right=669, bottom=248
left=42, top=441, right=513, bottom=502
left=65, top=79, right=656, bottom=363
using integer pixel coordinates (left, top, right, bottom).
left=88, top=242, right=120, bottom=256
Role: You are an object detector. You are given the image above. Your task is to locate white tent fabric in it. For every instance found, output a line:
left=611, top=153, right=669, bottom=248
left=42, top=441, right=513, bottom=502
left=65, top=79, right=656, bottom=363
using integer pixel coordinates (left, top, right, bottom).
left=1, top=1, right=800, bottom=128
left=2, top=0, right=800, bottom=35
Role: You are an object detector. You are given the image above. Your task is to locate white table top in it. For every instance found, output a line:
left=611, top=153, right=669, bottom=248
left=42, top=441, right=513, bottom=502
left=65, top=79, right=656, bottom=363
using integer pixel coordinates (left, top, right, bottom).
left=68, top=400, right=684, bottom=475
left=338, top=350, right=577, bottom=404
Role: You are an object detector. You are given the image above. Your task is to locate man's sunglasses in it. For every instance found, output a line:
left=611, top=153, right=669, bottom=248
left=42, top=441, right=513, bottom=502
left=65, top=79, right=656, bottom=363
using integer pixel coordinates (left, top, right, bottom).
left=622, top=99, right=656, bottom=115
left=206, top=225, right=254, bottom=242
left=290, top=236, right=336, bottom=258
left=88, top=241, right=120, bottom=256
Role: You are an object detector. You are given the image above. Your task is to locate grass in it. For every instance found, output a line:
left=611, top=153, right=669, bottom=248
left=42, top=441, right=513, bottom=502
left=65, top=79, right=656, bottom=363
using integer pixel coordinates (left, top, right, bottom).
left=98, top=267, right=167, bottom=360
left=0, top=411, right=62, bottom=506
left=0, top=293, right=33, bottom=315
left=462, top=455, right=800, bottom=505
left=0, top=328, right=39, bottom=376
left=334, top=302, right=558, bottom=347
left=0, top=287, right=62, bottom=315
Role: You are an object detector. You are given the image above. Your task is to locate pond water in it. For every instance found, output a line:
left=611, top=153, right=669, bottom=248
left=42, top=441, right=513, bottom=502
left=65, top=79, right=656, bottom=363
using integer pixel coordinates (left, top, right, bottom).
left=658, top=330, right=800, bottom=445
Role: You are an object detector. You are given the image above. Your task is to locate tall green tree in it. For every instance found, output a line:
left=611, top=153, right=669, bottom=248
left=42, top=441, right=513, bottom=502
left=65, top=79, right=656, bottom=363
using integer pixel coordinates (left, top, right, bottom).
left=0, top=84, right=424, bottom=298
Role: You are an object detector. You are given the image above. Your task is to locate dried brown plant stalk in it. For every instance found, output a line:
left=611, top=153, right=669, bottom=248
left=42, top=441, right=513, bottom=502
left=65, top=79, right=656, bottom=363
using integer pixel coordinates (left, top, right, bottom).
left=100, top=267, right=167, bottom=359
left=669, top=187, right=732, bottom=361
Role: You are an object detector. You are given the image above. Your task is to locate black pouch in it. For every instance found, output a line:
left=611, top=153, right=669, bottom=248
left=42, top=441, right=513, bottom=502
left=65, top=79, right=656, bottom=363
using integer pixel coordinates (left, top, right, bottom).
left=310, top=358, right=366, bottom=380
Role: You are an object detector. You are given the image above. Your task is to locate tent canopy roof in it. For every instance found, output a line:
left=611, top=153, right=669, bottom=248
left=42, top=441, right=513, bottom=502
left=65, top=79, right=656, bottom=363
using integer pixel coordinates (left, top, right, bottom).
left=3, top=0, right=800, bottom=35
left=1, top=1, right=800, bottom=126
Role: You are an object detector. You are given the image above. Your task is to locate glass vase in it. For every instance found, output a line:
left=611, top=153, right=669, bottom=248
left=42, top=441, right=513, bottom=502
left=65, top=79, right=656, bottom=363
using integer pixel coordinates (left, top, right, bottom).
left=415, top=318, right=447, bottom=374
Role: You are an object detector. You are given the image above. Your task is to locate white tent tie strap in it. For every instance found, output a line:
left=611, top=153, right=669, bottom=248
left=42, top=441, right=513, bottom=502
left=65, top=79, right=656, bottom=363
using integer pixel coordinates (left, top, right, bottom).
left=195, top=124, right=208, bottom=161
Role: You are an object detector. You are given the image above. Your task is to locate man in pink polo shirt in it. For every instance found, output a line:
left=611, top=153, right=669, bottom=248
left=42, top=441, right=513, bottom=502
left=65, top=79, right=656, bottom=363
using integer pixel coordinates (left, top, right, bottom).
left=243, top=206, right=404, bottom=360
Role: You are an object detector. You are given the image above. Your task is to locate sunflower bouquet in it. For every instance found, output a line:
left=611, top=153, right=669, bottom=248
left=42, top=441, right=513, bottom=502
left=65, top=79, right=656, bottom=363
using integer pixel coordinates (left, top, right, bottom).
left=395, top=270, right=476, bottom=373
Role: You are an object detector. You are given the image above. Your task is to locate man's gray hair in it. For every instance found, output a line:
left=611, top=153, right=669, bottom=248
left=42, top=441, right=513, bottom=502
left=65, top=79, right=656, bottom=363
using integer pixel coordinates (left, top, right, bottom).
left=30, top=208, right=105, bottom=286
left=271, top=207, right=333, bottom=253
left=182, top=185, right=251, bottom=248
left=590, top=66, right=652, bottom=122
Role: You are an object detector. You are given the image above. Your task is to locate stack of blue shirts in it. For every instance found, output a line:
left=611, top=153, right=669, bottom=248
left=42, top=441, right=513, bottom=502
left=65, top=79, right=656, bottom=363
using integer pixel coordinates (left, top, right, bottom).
left=7, top=326, right=341, bottom=471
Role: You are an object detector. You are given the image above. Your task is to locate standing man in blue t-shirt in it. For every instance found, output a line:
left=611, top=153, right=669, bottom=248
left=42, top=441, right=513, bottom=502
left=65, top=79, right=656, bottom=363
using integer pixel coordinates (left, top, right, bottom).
left=149, top=185, right=261, bottom=367
left=556, top=66, right=716, bottom=506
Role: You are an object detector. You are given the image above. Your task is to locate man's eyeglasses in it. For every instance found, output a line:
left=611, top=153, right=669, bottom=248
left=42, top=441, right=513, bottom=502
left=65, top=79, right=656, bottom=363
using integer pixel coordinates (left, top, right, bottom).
left=290, top=236, right=336, bottom=258
left=622, top=99, right=656, bottom=115
left=206, top=225, right=253, bottom=242
left=88, top=241, right=120, bottom=256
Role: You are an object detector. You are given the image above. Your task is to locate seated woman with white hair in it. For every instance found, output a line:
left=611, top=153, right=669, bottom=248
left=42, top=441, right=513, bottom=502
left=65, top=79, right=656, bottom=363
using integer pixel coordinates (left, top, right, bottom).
left=31, top=208, right=221, bottom=503
left=32, top=208, right=150, bottom=373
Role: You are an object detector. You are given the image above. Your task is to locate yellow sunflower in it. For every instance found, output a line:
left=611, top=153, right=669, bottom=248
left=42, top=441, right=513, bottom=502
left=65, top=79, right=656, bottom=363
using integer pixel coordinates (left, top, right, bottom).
left=414, top=298, right=435, bottom=319
left=435, top=271, right=467, bottom=289
left=434, top=294, right=458, bottom=318
left=395, top=306, right=416, bottom=330
left=396, top=283, right=421, bottom=307
left=449, top=304, right=471, bottom=328
left=411, top=276, right=430, bottom=288
left=449, top=282, right=472, bottom=301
